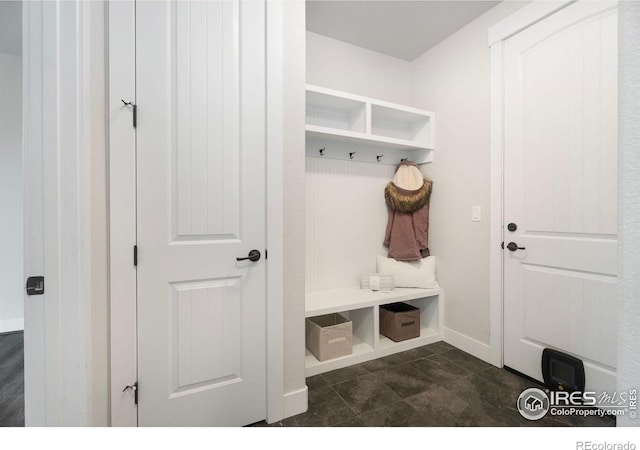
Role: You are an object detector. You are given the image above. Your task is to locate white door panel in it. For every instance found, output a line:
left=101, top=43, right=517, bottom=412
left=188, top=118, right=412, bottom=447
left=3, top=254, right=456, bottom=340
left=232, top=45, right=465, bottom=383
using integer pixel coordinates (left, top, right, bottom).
left=136, top=0, right=266, bottom=426
left=503, top=1, right=617, bottom=395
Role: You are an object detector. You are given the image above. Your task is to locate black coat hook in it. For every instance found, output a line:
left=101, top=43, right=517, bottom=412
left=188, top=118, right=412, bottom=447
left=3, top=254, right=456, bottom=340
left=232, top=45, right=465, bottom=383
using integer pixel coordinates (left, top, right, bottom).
left=377, top=155, right=384, bottom=162
left=319, top=147, right=325, bottom=156
left=349, top=152, right=356, bottom=160
left=400, top=158, right=408, bottom=162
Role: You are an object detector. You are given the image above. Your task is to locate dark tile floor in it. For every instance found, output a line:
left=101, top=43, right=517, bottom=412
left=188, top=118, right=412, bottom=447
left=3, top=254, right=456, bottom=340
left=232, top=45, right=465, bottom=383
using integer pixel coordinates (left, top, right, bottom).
left=0, top=331, right=24, bottom=427
left=257, top=342, right=616, bottom=427
left=0, top=334, right=617, bottom=428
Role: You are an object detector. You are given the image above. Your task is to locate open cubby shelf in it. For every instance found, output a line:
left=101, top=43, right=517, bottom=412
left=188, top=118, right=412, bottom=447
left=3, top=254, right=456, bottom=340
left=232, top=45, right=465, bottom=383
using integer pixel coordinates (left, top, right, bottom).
left=304, top=287, right=443, bottom=377
left=305, top=85, right=435, bottom=165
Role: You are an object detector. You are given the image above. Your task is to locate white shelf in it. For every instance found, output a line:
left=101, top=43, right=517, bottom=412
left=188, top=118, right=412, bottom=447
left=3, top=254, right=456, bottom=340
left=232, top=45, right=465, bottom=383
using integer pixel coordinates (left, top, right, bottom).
left=305, top=85, right=435, bottom=165
left=378, top=326, right=439, bottom=351
left=305, top=286, right=441, bottom=317
left=305, top=335, right=373, bottom=372
left=305, top=327, right=441, bottom=378
left=306, top=89, right=366, bottom=134
left=304, top=286, right=443, bottom=377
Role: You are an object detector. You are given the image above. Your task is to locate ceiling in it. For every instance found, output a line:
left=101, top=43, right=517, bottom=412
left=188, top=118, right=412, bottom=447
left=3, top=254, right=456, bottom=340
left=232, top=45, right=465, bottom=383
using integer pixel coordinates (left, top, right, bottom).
left=0, top=1, right=22, bottom=56
left=306, top=1, right=500, bottom=61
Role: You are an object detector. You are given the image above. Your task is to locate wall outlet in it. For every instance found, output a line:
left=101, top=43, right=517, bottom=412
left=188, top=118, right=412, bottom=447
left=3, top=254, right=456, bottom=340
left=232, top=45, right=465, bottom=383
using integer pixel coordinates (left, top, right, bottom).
left=472, top=205, right=481, bottom=222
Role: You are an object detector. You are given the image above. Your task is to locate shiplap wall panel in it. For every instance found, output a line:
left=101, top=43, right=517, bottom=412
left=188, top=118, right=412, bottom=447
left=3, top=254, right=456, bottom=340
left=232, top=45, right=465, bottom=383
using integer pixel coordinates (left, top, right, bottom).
left=24, top=0, right=96, bottom=425
left=173, top=278, right=241, bottom=391
left=523, top=12, right=618, bottom=236
left=305, top=158, right=395, bottom=292
left=175, top=0, right=240, bottom=239
left=524, top=267, right=617, bottom=368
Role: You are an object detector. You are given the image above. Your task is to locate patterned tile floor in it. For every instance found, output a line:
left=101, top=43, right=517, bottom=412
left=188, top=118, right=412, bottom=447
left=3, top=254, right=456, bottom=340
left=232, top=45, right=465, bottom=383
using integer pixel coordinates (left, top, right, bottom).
left=254, top=342, right=615, bottom=427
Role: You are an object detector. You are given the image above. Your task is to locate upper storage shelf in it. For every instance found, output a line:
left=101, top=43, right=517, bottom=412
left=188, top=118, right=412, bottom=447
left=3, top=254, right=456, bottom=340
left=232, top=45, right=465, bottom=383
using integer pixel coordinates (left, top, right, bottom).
left=306, top=85, right=435, bottom=165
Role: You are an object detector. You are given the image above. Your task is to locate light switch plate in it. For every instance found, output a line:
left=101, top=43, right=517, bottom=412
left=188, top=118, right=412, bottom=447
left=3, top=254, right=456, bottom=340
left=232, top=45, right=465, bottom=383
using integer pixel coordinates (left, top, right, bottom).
left=472, top=205, right=481, bottom=222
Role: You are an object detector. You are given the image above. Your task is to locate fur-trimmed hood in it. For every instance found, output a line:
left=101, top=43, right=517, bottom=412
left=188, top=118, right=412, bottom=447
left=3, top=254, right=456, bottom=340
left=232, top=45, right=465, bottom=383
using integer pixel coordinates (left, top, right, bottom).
left=385, top=179, right=432, bottom=213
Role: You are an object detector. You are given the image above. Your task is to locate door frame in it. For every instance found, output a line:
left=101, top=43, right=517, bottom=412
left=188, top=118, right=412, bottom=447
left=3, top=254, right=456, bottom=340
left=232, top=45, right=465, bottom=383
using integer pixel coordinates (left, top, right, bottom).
left=107, top=1, right=285, bottom=426
left=23, top=0, right=105, bottom=426
left=487, top=1, right=575, bottom=368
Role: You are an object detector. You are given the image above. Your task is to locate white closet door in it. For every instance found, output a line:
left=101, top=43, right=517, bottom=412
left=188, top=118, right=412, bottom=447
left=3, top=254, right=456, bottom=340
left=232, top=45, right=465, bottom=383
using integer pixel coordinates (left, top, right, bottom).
left=135, top=0, right=267, bottom=426
left=503, top=1, right=618, bottom=394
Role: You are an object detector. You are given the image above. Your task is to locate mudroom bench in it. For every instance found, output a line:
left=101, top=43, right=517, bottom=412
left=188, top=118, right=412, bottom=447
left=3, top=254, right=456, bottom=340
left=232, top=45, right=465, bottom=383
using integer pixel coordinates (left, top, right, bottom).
left=305, top=287, right=443, bottom=377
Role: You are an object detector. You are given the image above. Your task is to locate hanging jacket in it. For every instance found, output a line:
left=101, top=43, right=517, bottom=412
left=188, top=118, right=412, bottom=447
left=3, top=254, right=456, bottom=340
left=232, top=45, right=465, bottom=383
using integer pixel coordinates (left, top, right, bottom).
left=383, top=161, right=432, bottom=261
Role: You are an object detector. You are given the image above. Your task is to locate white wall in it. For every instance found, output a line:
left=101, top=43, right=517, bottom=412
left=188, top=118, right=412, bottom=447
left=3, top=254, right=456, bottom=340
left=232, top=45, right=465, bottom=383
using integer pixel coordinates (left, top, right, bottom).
left=617, top=0, right=640, bottom=428
left=307, top=31, right=412, bottom=104
left=411, top=1, right=528, bottom=346
left=0, top=52, right=23, bottom=333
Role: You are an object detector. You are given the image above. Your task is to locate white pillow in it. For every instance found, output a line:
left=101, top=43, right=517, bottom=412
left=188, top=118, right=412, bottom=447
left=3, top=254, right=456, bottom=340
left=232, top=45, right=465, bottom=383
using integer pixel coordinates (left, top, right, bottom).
left=376, top=255, right=439, bottom=289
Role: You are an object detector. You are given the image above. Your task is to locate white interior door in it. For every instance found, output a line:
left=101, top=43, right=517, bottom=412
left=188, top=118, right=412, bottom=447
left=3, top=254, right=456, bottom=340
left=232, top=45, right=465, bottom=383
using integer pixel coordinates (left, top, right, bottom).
left=135, top=0, right=267, bottom=426
left=503, top=1, right=618, bottom=394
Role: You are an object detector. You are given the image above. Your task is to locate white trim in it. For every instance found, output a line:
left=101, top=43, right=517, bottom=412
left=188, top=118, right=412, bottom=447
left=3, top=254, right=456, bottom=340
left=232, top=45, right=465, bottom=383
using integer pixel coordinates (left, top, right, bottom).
left=488, top=42, right=504, bottom=368
left=107, top=0, right=137, bottom=427
left=265, top=0, right=285, bottom=424
left=282, top=386, right=308, bottom=420
left=22, top=0, right=45, bottom=426
left=23, top=0, right=93, bottom=426
left=442, top=327, right=493, bottom=365
left=488, top=1, right=573, bottom=46
left=0, top=319, right=24, bottom=334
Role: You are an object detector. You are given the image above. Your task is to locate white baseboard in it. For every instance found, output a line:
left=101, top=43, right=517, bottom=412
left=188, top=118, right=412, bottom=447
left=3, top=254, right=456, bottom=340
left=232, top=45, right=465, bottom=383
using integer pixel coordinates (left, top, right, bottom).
left=0, top=318, right=24, bottom=334
left=282, top=385, right=308, bottom=420
left=443, top=327, right=497, bottom=367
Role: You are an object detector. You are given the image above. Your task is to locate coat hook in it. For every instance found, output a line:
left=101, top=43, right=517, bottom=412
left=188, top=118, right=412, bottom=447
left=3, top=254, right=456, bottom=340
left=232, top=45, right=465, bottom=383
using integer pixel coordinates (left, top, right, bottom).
left=121, top=99, right=134, bottom=106
left=319, top=147, right=325, bottom=156
left=377, top=155, right=384, bottom=162
left=349, top=151, right=356, bottom=160
left=400, top=158, right=408, bottom=162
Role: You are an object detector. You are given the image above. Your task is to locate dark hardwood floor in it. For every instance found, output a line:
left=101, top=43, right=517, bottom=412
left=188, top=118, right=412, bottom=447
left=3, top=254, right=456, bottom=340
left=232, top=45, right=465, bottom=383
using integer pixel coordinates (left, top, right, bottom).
left=0, top=331, right=24, bottom=427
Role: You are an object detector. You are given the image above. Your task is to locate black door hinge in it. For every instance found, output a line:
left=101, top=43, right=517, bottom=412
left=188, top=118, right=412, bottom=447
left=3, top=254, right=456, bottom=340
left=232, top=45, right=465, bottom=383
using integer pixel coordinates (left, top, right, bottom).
left=501, top=241, right=504, bottom=250
left=26, top=276, right=45, bottom=296
left=121, top=99, right=137, bottom=128
left=265, top=249, right=268, bottom=260
left=133, top=245, right=138, bottom=266
left=123, top=382, right=138, bottom=405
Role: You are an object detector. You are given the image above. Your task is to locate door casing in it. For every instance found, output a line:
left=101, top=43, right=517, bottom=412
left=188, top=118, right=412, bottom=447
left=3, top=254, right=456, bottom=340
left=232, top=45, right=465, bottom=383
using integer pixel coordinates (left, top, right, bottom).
left=107, top=0, right=285, bottom=426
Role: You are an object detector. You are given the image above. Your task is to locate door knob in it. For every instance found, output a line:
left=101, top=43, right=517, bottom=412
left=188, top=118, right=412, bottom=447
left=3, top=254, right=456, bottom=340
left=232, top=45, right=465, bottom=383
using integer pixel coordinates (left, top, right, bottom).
left=506, top=242, right=526, bottom=252
left=236, top=249, right=261, bottom=262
